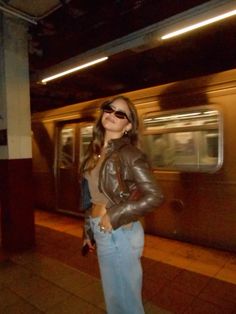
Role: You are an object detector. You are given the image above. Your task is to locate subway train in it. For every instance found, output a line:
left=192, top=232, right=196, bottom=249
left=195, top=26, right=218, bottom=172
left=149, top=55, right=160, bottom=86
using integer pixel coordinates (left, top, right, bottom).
left=31, top=67, right=236, bottom=252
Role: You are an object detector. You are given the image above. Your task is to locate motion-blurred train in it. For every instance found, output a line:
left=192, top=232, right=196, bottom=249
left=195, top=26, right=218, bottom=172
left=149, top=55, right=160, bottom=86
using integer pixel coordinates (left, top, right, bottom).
left=32, top=68, right=236, bottom=252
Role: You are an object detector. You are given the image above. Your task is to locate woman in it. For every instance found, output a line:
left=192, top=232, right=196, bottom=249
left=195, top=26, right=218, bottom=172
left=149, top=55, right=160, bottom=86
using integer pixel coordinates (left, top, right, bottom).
left=81, top=95, right=164, bottom=314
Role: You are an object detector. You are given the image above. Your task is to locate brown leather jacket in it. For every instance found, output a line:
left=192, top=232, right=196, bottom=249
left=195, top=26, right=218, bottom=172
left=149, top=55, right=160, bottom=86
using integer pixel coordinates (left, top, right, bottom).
left=98, top=136, right=164, bottom=229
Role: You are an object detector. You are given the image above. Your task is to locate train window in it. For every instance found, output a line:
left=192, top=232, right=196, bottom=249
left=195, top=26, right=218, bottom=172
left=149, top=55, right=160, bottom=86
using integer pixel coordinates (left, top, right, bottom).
left=58, top=127, right=75, bottom=168
left=80, top=125, right=93, bottom=161
left=142, top=107, right=223, bottom=172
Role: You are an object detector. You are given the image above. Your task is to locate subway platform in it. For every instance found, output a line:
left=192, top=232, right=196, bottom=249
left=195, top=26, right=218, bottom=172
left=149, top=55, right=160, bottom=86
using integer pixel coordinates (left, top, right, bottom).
left=1, top=209, right=236, bottom=314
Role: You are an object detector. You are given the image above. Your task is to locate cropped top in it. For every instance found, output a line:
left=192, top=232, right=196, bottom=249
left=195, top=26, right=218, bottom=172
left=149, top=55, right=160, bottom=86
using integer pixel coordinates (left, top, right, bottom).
left=85, top=155, right=107, bottom=205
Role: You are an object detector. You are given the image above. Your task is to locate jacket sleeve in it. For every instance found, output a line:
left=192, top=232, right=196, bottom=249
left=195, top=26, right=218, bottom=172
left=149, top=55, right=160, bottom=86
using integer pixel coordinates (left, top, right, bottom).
left=106, top=150, right=164, bottom=230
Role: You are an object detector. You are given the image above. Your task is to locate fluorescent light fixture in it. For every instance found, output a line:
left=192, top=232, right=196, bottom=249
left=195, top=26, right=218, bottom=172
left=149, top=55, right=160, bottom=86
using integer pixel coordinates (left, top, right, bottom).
left=161, top=8, right=236, bottom=40
left=41, top=56, right=108, bottom=83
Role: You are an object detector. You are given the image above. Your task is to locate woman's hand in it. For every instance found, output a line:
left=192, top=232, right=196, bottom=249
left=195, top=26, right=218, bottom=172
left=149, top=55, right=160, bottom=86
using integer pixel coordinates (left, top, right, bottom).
left=83, top=238, right=95, bottom=250
left=99, top=213, right=112, bottom=233
left=81, top=238, right=96, bottom=256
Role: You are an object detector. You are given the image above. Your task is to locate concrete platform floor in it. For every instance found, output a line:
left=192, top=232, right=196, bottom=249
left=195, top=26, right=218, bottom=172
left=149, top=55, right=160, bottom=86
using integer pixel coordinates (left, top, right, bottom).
left=1, top=209, right=236, bottom=313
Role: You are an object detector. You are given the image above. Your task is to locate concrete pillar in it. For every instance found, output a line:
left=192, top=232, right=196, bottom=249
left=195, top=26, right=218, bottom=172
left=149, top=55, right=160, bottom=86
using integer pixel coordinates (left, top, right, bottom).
left=0, top=13, right=34, bottom=251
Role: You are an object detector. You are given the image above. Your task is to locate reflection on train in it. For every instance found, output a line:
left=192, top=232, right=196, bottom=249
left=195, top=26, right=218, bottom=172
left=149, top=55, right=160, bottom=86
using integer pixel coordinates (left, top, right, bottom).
left=32, top=68, right=236, bottom=252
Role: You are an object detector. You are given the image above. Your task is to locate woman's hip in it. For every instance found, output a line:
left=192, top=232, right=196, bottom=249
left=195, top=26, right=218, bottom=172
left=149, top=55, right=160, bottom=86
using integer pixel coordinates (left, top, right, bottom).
left=89, top=217, right=144, bottom=257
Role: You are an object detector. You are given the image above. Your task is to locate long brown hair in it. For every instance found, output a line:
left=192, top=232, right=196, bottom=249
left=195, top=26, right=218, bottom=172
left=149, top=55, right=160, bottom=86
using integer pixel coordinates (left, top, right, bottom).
left=81, top=95, right=139, bottom=173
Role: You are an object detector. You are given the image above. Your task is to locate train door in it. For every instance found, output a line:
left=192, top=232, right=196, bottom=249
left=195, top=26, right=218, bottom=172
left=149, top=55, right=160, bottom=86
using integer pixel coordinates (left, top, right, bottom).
left=55, top=123, right=93, bottom=215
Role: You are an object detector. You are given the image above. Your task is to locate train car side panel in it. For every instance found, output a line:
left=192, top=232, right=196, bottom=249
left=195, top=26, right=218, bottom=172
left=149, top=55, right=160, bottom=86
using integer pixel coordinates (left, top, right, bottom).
left=31, top=68, right=236, bottom=252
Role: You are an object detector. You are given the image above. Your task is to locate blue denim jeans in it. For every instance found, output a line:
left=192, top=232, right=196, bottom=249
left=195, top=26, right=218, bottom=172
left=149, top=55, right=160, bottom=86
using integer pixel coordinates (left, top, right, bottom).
left=90, top=217, right=145, bottom=314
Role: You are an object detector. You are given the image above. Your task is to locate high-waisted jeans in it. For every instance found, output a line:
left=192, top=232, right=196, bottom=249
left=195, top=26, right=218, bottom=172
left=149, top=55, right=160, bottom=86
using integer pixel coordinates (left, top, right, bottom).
left=90, top=217, right=145, bottom=314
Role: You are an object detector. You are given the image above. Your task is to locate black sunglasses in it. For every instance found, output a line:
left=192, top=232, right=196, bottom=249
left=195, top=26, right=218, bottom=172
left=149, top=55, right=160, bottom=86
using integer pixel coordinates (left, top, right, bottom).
left=102, top=103, right=130, bottom=121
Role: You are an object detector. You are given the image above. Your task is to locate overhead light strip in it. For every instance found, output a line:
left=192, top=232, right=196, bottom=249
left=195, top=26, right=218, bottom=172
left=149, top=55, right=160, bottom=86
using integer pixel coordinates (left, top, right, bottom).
left=41, top=56, right=108, bottom=83
left=161, top=8, right=236, bottom=40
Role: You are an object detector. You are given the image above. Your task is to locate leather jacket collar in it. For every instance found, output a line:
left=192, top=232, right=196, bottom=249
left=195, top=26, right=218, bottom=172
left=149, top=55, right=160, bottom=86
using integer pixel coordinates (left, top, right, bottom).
left=106, top=136, right=130, bottom=154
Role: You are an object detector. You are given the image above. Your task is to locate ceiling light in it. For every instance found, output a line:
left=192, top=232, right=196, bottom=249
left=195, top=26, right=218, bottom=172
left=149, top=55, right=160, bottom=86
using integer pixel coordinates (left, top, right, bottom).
left=161, top=8, right=236, bottom=40
left=41, top=56, right=108, bottom=83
